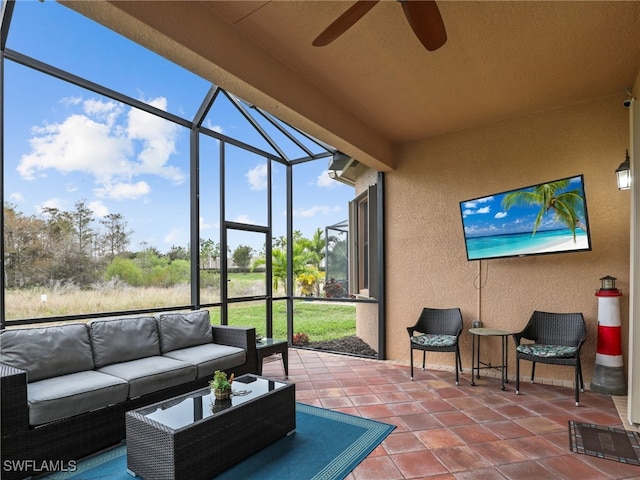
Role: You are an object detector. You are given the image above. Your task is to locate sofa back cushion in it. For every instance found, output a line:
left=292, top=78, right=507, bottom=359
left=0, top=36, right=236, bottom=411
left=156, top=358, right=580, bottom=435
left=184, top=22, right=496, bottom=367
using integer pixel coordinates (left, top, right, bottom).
left=157, top=310, right=212, bottom=353
left=90, top=316, right=160, bottom=368
left=0, top=324, right=94, bottom=382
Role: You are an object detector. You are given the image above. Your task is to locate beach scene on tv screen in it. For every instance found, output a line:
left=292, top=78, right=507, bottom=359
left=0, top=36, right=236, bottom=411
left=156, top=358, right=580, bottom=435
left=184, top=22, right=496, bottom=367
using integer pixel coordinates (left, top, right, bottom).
left=460, top=175, right=590, bottom=260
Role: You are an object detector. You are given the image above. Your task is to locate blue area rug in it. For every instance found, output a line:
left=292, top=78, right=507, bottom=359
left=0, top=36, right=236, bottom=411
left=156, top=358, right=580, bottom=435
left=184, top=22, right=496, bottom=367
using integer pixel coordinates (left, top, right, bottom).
left=42, top=403, right=394, bottom=480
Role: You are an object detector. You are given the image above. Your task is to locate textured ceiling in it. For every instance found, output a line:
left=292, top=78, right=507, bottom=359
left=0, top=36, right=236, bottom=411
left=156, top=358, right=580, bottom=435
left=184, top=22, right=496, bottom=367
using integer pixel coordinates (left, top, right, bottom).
left=63, top=1, right=640, bottom=170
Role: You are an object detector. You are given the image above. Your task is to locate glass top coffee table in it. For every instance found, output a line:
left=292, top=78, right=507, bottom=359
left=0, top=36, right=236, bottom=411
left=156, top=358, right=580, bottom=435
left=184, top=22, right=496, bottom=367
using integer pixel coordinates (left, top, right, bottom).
left=126, top=374, right=295, bottom=480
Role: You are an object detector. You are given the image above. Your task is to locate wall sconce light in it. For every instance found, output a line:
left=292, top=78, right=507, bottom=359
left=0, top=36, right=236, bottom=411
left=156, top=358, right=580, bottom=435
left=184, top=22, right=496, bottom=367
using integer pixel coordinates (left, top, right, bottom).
left=616, top=150, right=631, bottom=190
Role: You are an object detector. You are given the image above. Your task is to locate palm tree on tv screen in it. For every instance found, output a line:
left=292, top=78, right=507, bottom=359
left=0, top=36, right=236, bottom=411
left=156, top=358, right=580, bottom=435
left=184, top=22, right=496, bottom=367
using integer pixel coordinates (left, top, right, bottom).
left=502, top=179, right=587, bottom=241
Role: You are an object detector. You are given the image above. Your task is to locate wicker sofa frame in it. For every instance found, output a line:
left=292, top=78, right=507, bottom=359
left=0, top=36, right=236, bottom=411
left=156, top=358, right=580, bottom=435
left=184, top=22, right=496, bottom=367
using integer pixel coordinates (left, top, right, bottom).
left=0, top=323, right=258, bottom=480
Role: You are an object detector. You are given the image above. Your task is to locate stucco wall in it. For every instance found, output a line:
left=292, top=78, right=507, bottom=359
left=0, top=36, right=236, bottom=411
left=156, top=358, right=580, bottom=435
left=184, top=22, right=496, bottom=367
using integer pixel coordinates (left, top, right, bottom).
left=383, top=94, right=630, bottom=385
left=353, top=165, right=380, bottom=352
left=355, top=300, right=378, bottom=352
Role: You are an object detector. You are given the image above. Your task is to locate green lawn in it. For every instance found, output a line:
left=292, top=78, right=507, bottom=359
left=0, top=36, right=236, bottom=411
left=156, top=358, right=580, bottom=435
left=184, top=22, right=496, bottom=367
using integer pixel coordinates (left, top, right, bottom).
left=209, top=300, right=355, bottom=342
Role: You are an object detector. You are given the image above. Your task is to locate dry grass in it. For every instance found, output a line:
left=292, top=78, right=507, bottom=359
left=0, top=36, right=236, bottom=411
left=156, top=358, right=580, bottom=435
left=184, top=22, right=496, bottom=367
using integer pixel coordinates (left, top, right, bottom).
left=4, top=273, right=280, bottom=321
left=4, top=287, right=358, bottom=348
left=5, top=286, right=192, bottom=321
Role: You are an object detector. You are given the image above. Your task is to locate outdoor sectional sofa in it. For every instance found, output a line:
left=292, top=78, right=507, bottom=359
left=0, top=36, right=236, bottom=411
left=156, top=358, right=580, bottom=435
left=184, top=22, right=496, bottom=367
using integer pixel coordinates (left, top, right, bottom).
left=0, top=310, right=258, bottom=480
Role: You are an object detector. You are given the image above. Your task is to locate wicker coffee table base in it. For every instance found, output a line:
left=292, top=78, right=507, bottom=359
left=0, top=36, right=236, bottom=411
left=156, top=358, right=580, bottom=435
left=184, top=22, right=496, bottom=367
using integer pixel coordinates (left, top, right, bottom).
left=126, top=376, right=295, bottom=480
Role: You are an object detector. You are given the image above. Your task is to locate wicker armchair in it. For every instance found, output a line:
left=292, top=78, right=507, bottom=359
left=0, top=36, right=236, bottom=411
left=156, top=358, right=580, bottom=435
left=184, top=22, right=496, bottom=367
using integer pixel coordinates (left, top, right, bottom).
left=513, top=311, right=587, bottom=406
left=407, top=307, right=463, bottom=385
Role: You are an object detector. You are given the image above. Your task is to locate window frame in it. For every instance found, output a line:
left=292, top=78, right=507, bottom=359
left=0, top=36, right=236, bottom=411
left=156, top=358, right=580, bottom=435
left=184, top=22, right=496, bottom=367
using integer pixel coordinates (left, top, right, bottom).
left=348, top=184, right=378, bottom=299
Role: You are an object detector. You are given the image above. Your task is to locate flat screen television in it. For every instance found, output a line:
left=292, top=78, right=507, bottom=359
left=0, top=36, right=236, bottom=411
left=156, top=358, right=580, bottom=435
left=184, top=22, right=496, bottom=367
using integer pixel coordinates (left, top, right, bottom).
left=459, top=174, right=592, bottom=261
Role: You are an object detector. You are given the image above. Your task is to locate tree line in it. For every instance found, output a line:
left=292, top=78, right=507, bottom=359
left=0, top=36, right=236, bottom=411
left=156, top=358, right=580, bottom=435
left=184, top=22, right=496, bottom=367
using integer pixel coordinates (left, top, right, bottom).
left=4, top=200, right=133, bottom=288
left=3, top=202, right=348, bottom=292
left=4, top=201, right=213, bottom=289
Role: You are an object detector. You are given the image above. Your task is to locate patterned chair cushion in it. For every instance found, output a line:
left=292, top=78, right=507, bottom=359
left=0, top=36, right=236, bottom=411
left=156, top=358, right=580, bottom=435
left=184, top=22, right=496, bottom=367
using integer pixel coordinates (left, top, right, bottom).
left=516, top=344, right=577, bottom=358
left=410, top=334, right=457, bottom=347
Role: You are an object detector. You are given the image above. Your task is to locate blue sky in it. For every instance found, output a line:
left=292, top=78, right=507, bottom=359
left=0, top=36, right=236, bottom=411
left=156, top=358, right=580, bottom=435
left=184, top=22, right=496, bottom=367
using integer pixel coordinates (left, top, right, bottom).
left=459, top=175, right=588, bottom=238
left=4, top=1, right=354, bottom=253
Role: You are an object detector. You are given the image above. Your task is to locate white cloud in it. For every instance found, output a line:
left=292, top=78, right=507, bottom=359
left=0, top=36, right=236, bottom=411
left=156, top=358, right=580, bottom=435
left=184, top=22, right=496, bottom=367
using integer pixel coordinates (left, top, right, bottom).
left=60, top=96, right=82, bottom=107
left=163, top=227, right=184, bottom=244
left=94, top=181, right=151, bottom=200
left=463, top=196, right=494, bottom=209
left=204, top=121, right=223, bottom=134
left=18, top=113, right=132, bottom=182
left=9, top=192, right=24, bottom=203
left=16, top=96, right=183, bottom=201
left=127, top=97, right=184, bottom=182
left=245, top=164, right=268, bottom=191
left=462, top=202, right=492, bottom=217
left=88, top=200, right=109, bottom=218
left=36, top=198, right=66, bottom=214
left=234, top=214, right=255, bottom=224
left=494, top=211, right=508, bottom=219
left=293, top=205, right=341, bottom=218
left=199, top=216, right=218, bottom=231
left=316, top=170, right=338, bottom=189
left=84, top=98, right=123, bottom=126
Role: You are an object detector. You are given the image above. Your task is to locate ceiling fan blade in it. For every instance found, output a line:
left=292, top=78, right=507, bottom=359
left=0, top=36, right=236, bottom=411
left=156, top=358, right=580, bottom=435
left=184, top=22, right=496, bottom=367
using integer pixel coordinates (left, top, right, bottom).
left=401, top=0, right=447, bottom=51
left=313, top=1, right=379, bottom=47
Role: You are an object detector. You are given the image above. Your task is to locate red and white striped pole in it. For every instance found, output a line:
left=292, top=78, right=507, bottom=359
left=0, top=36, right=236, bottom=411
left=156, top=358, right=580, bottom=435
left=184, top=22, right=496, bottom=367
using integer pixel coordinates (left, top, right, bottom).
left=590, top=275, right=627, bottom=395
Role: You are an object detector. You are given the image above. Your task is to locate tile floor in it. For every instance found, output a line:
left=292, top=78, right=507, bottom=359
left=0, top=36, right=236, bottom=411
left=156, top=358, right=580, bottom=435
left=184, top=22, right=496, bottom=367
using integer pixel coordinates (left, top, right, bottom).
left=260, top=348, right=640, bottom=480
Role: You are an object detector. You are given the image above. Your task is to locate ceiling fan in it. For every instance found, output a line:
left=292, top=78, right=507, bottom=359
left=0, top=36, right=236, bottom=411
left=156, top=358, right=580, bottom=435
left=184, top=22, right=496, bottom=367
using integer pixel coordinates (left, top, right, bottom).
left=312, top=0, right=447, bottom=52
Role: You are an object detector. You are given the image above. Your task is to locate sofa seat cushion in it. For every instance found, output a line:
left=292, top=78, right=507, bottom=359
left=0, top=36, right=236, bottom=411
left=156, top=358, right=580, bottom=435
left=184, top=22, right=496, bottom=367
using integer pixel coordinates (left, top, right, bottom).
left=27, top=370, right=129, bottom=426
left=97, top=356, right=196, bottom=398
left=163, top=344, right=246, bottom=380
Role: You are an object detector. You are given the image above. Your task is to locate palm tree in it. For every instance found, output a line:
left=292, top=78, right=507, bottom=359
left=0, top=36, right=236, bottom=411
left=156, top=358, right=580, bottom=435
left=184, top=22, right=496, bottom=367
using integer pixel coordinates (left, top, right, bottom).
left=252, top=241, right=316, bottom=293
left=300, top=228, right=326, bottom=269
left=299, top=228, right=326, bottom=295
left=502, top=179, right=586, bottom=241
left=326, top=236, right=348, bottom=281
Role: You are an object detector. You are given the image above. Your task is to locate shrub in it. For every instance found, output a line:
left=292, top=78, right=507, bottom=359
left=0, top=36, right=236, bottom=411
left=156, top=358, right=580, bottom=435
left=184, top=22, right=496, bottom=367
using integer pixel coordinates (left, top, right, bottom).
left=292, top=332, right=310, bottom=346
left=298, top=269, right=320, bottom=296
left=104, top=257, right=143, bottom=286
left=324, top=277, right=346, bottom=298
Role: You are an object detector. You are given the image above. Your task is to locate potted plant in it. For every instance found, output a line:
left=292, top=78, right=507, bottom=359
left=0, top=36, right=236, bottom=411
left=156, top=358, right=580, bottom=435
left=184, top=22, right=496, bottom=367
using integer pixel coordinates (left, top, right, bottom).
left=209, top=370, right=234, bottom=399
left=210, top=397, right=232, bottom=413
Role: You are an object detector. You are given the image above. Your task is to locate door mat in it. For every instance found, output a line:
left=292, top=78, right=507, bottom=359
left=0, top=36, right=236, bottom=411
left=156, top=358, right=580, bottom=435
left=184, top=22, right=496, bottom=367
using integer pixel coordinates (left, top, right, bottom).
left=568, top=420, right=640, bottom=466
